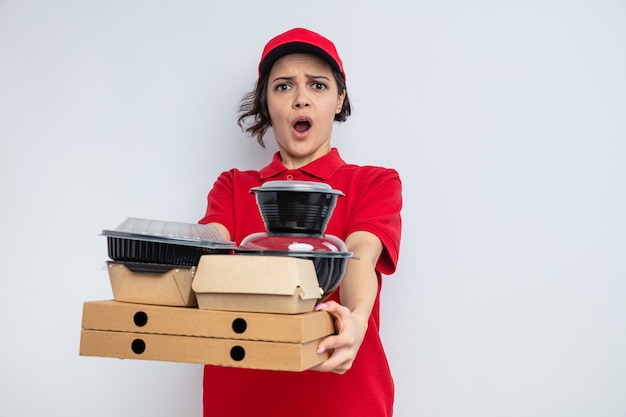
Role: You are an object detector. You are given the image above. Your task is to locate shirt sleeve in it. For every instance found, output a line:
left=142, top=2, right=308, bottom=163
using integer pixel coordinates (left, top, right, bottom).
left=198, top=170, right=236, bottom=237
left=345, top=167, right=402, bottom=275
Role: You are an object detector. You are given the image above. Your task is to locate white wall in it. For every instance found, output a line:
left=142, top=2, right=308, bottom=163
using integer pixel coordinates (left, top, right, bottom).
left=1, top=1, right=625, bottom=416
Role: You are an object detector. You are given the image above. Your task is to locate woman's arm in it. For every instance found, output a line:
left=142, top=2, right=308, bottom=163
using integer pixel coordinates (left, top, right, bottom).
left=208, top=222, right=231, bottom=241
left=311, top=230, right=383, bottom=374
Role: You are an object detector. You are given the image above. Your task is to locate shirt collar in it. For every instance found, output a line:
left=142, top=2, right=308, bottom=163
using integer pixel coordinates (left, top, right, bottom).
left=259, top=148, right=346, bottom=180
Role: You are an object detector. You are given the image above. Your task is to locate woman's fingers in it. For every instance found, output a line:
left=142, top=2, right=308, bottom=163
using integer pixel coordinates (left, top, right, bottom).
left=312, top=301, right=362, bottom=374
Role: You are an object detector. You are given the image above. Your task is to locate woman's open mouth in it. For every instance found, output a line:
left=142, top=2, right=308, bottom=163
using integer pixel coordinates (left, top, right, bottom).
left=292, top=117, right=312, bottom=134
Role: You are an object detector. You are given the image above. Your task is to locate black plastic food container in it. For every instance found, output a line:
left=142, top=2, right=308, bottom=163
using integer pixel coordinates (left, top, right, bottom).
left=251, top=181, right=344, bottom=235
left=106, top=237, right=230, bottom=267
left=101, top=218, right=236, bottom=267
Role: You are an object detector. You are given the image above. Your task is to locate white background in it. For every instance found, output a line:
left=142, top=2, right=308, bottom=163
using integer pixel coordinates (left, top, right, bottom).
left=1, top=1, right=625, bottom=416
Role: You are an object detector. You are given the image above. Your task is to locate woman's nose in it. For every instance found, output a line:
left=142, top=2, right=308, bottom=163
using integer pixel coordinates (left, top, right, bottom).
left=293, top=90, right=310, bottom=108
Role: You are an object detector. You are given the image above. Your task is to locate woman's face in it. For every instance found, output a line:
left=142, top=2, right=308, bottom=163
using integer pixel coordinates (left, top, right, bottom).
left=267, top=53, right=346, bottom=169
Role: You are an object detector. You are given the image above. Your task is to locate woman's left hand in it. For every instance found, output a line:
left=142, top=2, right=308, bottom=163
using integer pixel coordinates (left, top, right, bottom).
left=310, top=300, right=368, bottom=374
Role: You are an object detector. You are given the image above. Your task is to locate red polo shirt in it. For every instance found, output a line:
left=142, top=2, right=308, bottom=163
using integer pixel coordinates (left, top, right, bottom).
left=199, top=148, right=402, bottom=417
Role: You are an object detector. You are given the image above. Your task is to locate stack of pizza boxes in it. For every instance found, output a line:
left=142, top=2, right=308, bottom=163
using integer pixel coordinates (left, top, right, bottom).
left=79, top=217, right=337, bottom=372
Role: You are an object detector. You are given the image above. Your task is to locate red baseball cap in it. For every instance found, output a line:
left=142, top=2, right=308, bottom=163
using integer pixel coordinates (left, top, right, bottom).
left=258, top=28, right=346, bottom=81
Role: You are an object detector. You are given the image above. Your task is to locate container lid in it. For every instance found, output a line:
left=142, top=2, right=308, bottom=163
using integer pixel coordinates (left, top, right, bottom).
left=250, top=180, right=345, bottom=196
left=238, top=232, right=353, bottom=258
left=101, top=217, right=237, bottom=249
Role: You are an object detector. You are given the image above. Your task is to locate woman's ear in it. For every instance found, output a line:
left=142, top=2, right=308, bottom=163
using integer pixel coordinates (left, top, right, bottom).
left=336, top=90, right=347, bottom=114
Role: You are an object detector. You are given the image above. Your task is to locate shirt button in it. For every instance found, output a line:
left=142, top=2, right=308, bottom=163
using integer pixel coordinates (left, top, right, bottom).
left=286, top=174, right=294, bottom=180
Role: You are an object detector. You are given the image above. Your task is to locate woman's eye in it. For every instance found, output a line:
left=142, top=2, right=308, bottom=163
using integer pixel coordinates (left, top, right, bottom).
left=276, top=83, right=291, bottom=91
left=312, top=82, right=327, bottom=90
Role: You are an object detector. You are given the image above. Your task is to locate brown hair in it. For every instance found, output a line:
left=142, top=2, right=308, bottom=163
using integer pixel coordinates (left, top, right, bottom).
left=237, top=69, right=352, bottom=148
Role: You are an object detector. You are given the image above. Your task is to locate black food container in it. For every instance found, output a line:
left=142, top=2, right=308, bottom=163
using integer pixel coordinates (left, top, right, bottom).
left=250, top=181, right=344, bottom=235
left=101, top=217, right=237, bottom=267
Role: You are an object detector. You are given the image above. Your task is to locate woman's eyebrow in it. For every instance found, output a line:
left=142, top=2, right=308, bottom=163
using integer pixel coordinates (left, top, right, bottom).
left=271, top=74, right=331, bottom=83
left=306, top=74, right=331, bottom=80
left=271, top=75, right=294, bottom=82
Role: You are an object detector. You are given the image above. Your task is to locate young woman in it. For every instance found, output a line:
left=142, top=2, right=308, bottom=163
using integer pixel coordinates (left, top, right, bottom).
left=199, top=27, right=402, bottom=417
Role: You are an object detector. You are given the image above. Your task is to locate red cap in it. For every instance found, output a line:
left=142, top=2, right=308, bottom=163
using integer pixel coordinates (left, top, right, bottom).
left=258, top=28, right=346, bottom=81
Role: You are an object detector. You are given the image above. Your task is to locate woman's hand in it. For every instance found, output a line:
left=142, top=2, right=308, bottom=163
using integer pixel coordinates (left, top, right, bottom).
left=310, top=300, right=369, bottom=374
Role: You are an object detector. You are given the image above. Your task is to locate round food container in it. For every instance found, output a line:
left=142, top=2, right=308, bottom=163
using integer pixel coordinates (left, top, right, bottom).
left=250, top=181, right=344, bottom=235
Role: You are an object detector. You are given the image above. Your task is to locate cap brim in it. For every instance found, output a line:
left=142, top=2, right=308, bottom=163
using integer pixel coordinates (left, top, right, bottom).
left=259, top=42, right=342, bottom=78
